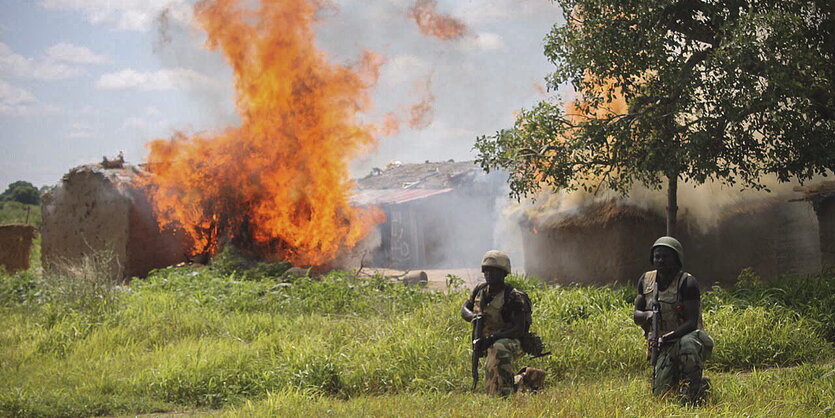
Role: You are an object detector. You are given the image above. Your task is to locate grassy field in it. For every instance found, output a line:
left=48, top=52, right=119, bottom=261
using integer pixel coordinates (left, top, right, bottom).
left=1, top=257, right=834, bottom=417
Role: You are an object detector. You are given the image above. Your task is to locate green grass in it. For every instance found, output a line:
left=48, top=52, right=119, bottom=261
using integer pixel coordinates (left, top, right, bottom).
left=1, top=263, right=834, bottom=417
left=0, top=201, right=40, bottom=227
left=224, top=363, right=835, bottom=417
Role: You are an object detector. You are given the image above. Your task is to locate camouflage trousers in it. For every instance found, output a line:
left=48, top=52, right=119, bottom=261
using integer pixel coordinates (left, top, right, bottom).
left=653, top=329, right=714, bottom=399
left=485, top=338, right=524, bottom=396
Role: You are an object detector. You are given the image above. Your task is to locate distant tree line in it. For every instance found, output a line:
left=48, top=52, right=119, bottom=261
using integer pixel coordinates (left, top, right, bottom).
left=0, top=181, right=41, bottom=205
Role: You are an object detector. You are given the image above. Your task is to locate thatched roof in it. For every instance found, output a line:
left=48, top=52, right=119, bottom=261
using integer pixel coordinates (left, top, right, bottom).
left=355, top=160, right=481, bottom=190
left=794, top=180, right=835, bottom=201
left=536, top=201, right=660, bottom=230
left=62, top=163, right=145, bottom=187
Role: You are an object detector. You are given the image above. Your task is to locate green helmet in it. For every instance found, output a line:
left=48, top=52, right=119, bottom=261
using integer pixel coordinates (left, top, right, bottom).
left=481, top=250, right=511, bottom=274
left=650, top=236, right=684, bottom=266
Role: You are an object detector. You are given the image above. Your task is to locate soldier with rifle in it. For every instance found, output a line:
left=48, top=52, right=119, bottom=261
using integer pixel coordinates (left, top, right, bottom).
left=461, top=250, right=547, bottom=396
left=633, top=237, right=714, bottom=405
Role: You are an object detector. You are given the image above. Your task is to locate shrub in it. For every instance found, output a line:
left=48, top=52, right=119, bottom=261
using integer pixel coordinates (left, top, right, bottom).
left=210, top=245, right=291, bottom=281
left=0, top=271, right=40, bottom=307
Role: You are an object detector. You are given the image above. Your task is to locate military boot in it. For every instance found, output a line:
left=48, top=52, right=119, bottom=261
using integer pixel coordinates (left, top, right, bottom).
left=680, top=370, right=708, bottom=406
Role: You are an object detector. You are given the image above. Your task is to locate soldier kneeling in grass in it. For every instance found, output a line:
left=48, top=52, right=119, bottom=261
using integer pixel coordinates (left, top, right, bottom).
left=633, top=237, right=714, bottom=405
left=461, top=250, right=547, bottom=396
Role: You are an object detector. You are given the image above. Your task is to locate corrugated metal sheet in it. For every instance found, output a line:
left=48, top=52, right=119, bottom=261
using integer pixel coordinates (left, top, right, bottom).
left=351, top=188, right=453, bottom=206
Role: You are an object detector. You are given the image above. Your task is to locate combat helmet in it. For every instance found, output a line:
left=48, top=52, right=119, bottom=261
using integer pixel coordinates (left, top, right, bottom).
left=481, top=250, right=511, bottom=274
left=650, top=236, right=684, bottom=266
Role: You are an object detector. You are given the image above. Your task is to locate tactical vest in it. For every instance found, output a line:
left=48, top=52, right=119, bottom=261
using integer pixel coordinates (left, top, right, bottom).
left=474, top=286, right=507, bottom=336
left=641, top=270, right=703, bottom=338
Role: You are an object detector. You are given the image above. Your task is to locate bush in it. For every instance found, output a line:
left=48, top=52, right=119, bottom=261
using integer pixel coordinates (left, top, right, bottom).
left=0, top=271, right=40, bottom=307
left=210, top=245, right=291, bottom=281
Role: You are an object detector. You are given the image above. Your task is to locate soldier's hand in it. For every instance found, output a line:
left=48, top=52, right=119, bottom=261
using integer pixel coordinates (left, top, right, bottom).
left=476, top=335, right=497, bottom=351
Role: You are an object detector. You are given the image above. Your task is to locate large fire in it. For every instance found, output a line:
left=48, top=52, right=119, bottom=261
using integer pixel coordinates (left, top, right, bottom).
left=143, top=0, right=384, bottom=266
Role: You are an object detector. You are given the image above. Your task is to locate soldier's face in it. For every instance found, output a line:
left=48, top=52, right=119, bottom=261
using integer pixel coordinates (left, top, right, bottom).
left=652, top=246, right=680, bottom=271
left=482, top=266, right=507, bottom=286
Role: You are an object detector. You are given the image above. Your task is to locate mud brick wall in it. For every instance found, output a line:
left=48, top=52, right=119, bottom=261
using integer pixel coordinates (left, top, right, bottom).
left=523, top=201, right=821, bottom=285
left=41, top=165, right=187, bottom=280
left=0, top=224, right=36, bottom=273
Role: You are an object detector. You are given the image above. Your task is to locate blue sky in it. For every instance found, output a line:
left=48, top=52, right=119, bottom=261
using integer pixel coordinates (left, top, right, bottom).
left=0, top=0, right=563, bottom=190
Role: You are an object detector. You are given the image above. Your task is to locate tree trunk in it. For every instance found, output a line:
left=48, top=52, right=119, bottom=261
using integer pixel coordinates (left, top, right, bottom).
left=666, top=173, right=678, bottom=237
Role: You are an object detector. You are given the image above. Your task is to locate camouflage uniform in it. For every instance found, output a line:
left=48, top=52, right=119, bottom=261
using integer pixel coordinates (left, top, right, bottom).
left=653, top=329, right=713, bottom=397
left=473, top=284, right=526, bottom=396
left=642, top=270, right=714, bottom=398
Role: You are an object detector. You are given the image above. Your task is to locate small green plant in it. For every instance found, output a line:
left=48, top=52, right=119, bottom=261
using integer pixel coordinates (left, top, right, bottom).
left=444, top=274, right=464, bottom=293
left=0, top=269, right=40, bottom=307
left=505, top=273, right=547, bottom=292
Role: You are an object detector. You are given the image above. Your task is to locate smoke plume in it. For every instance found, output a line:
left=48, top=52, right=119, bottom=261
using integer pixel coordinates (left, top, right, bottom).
left=407, top=0, right=468, bottom=41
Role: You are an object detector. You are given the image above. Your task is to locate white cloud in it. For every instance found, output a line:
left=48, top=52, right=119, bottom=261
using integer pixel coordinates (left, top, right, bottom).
left=0, top=42, right=84, bottom=80
left=96, top=68, right=221, bottom=91
left=66, top=121, right=93, bottom=138
left=45, top=43, right=108, bottom=64
left=0, top=79, right=36, bottom=106
left=0, top=79, right=61, bottom=116
left=39, top=0, right=193, bottom=31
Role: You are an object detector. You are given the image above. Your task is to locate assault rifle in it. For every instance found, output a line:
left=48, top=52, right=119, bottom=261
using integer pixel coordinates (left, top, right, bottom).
left=649, top=292, right=662, bottom=393
left=471, top=313, right=485, bottom=391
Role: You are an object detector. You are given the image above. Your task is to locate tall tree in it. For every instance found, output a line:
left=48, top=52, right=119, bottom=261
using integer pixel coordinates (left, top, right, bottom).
left=0, top=181, right=40, bottom=205
left=475, top=0, right=835, bottom=236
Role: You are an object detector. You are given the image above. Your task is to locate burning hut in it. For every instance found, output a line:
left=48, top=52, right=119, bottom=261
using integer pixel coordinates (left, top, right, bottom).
left=352, top=160, right=505, bottom=270
left=523, top=202, right=665, bottom=285
left=41, top=163, right=188, bottom=279
left=523, top=198, right=821, bottom=285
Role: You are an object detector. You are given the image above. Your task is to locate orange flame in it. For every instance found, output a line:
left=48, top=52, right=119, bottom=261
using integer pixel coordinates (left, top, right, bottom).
left=143, top=0, right=384, bottom=266
left=408, top=0, right=467, bottom=40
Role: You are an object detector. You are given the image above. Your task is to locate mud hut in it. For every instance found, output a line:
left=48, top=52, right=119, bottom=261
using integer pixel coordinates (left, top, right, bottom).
left=795, top=181, right=835, bottom=269
left=0, top=223, right=37, bottom=273
left=522, top=202, right=666, bottom=285
left=41, top=163, right=188, bottom=279
left=523, top=198, right=820, bottom=285
left=352, top=160, right=505, bottom=270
